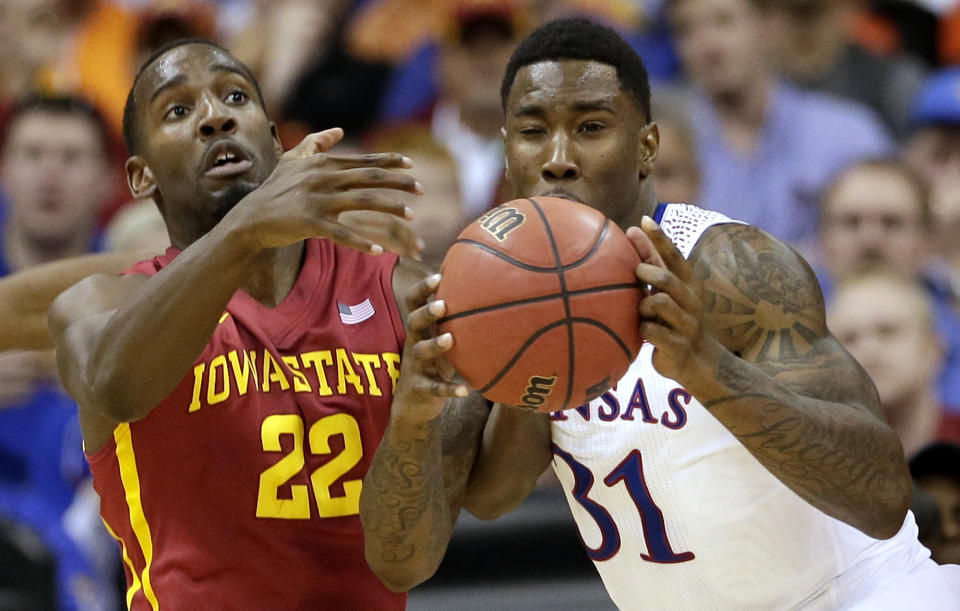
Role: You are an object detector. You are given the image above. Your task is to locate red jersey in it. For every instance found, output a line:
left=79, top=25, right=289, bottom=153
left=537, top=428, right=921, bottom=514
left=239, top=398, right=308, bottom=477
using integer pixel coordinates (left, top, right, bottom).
left=87, top=239, right=406, bottom=610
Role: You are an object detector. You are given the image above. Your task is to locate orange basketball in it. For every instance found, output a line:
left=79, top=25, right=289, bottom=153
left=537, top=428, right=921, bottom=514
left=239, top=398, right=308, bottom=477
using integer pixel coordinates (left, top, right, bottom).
left=436, top=196, right=644, bottom=412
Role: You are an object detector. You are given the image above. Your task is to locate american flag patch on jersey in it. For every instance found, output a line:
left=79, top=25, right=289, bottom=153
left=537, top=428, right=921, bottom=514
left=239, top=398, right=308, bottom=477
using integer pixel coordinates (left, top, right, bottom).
left=338, top=299, right=375, bottom=324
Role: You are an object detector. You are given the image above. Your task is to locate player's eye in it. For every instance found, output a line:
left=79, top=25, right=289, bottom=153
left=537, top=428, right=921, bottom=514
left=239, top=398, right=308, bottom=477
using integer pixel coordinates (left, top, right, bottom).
left=226, top=90, right=248, bottom=105
left=517, top=125, right=546, bottom=136
left=165, top=105, right=189, bottom=121
left=579, top=121, right=604, bottom=134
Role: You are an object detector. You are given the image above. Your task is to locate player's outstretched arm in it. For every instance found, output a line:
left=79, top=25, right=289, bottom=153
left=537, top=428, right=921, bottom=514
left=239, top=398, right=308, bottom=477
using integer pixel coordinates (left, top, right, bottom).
left=629, top=217, right=911, bottom=540
left=361, top=272, right=489, bottom=592
left=0, top=250, right=153, bottom=352
left=49, top=130, right=421, bottom=448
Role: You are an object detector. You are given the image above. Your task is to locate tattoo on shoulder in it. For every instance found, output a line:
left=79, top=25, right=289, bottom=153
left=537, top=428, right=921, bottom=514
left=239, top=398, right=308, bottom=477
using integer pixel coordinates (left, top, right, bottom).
left=691, top=225, right=826, bottom=364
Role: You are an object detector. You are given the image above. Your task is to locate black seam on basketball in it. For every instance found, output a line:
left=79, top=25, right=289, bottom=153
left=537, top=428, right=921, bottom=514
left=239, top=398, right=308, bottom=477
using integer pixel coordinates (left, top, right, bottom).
left=529, top=198, right=575, bottom=410
left=436, top=283, right=640, bottom=324
left=561, top=219, right=609, bottom=272
left=451, top=239, right=559, bottom=272
left=474, top=317, right=634, bottom=397
left=450, top=221, right=609, bottom=273
left=568, top=317, right=634, bottom=360
left=477, top=318, right=570, bottom=394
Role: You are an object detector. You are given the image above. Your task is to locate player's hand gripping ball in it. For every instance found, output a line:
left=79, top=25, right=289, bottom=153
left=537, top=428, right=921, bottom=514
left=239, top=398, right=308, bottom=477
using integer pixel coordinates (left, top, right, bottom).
left=436, top=196, right=645, bottom=412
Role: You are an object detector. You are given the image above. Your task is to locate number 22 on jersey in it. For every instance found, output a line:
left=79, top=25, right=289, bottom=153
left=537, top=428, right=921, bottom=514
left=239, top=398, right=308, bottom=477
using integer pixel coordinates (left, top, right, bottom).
left=554, top=444, right=694, bottom=564
left=256, top=413, right=363, bottom=519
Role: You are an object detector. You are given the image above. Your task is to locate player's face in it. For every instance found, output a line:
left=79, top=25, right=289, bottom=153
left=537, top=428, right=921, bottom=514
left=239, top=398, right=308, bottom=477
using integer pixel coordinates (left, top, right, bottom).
left=827, top=278, right=940, bottom=410
left=0, top=111, right=109, bottom=243
left=821, top=166, right=928, bottom=280
left=128, top=43, right=282, bottom=241
left=504, top=60, right=657, bottom=227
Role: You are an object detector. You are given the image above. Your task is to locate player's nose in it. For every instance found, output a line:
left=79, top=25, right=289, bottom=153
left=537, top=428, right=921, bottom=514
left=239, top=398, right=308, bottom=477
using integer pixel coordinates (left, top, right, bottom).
left=196, top=94, right=238, bottom=139
left=541, top=133, right=580, bottom=181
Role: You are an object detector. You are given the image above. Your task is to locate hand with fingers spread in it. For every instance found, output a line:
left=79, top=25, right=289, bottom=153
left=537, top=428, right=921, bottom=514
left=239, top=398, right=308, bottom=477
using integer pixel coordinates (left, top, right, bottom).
left=392, top=274, right=469, bottom=422
left=627, top=216, right=726, bottom=391
left=225, top=127, right=424, bottom=255
left=339, top=209, right=425, bottom=261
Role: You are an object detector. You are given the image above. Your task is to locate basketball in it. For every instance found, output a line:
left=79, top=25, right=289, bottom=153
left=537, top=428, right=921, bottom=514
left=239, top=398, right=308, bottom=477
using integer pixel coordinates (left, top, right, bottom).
left=435, top=196, right=645, bottom=412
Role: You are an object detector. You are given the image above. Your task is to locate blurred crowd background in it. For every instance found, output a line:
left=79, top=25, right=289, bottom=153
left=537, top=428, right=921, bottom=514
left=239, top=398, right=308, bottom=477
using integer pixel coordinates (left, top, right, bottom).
left=3, top=0, right=960, bottom=609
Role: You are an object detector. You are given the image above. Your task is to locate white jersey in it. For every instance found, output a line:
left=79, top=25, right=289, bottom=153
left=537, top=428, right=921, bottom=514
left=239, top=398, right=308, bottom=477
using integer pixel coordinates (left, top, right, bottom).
left=550, top=204, right=940, bottom=610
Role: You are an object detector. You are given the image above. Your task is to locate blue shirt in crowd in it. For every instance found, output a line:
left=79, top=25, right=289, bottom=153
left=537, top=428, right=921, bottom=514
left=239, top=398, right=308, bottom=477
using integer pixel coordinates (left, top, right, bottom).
left=690, top=80, right=893, bottom=245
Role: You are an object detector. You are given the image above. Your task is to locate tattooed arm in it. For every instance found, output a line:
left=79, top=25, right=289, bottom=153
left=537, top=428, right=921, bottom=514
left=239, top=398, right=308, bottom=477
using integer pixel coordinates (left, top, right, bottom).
left=629, top=218, right=911, bottom=539
left=360, top=273, right=488, bottom=591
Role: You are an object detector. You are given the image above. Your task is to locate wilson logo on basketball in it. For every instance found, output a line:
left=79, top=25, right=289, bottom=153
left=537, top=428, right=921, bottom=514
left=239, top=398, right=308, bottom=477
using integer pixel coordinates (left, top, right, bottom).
left=477, top=206, right=525, bottom=241
left=518, top=375, right=557, bottom=409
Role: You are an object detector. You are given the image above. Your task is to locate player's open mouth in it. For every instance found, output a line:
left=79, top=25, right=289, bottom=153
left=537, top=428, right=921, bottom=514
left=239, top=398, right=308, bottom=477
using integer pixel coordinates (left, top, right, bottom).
left=201, top=140, right=254, bottom=178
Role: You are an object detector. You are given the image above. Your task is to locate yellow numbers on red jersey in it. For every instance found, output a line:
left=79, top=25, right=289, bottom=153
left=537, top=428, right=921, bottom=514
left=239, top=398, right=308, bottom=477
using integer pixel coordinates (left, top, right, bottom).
left=256, top=413, right=363, bottom=519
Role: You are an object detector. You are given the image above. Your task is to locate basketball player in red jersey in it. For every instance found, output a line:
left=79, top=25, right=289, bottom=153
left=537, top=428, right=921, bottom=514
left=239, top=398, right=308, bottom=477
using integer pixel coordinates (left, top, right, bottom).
left=46, top=39, right=487, bottom=610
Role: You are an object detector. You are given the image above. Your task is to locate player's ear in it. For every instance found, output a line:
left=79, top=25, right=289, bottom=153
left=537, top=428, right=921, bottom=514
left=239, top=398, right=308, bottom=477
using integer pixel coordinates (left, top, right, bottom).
left=502, top=126, right=510, bottom=178
left=637, top=122, right=660, bottom=179
left=126, top=156, right=157, bottom=199
left=270, top=123, right=283, bottom=155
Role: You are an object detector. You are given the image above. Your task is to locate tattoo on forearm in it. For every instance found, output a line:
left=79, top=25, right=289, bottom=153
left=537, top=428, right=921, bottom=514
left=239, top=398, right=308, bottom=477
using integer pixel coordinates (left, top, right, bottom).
left=362, top=396, right=488, bottom=567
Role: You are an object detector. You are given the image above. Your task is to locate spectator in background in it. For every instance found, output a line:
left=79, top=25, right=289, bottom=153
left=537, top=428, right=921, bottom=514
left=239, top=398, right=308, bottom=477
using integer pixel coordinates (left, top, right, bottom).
left=0, top=0, right=74, bottom=107
left=903, top=67, right=960, bottom=317
left=229, top=0, right=352, bottom=117
left=903, top=67, right=960, bottom=199
left=365, top=125, right=468, bottom=268
left=650, top=96, right=701, bottom=204
left=0, top=96, right=111, bottom=273
left=761, top=0, right=927, bottom=141
left=103, top=198, right=169, bottom=255
left=910, top=442, right=960, bottom=565
left=665, top=0, right=892, bottom=246
left=365, top=0, right=526, bottom=218
left=827, top=270, right=960, bottom=457
left=0, top=95, right=118, bottom=610
left=817, top=157, right=960, bottom=411
left=430, top=0, right=526, bottom=217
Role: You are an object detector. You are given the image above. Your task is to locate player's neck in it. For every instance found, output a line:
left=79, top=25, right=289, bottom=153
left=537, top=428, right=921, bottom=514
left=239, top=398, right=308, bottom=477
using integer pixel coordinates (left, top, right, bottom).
left=240, top=241, right=306, bottom=308
left=621, top=182, right=659, bottom=230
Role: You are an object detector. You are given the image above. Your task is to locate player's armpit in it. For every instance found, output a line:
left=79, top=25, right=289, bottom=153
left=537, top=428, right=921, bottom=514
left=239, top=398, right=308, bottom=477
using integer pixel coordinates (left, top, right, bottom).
left=463, top=403, right=552, bottom=520
left=687, top=224, right=911, bottom=540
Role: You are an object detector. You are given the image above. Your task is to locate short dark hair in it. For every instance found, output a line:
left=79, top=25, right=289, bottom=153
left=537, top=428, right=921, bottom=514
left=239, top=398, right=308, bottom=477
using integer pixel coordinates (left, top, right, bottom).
left=1, top=94, right=112, bottom=155
left=500, top=18, right=652, bottom=122
left=911, top=442, right=960, bottom=484
left=122, top=38, right=265, bottom=155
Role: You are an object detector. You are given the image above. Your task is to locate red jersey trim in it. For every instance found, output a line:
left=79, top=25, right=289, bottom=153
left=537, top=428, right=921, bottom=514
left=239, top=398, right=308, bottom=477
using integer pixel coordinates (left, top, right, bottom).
left=113, top=423, right=160, bottom=610
left=101, top=517, right=143, bottom=608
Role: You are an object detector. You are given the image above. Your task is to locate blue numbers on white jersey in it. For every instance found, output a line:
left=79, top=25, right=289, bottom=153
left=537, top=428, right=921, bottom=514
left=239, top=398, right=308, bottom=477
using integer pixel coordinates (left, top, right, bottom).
left=553, top=444, right=695, bottom=564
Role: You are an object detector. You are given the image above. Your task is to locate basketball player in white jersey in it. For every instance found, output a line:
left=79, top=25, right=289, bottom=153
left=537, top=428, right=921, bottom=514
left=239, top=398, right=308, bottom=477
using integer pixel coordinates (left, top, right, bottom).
left=360, top=17, right=960, bottom=609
